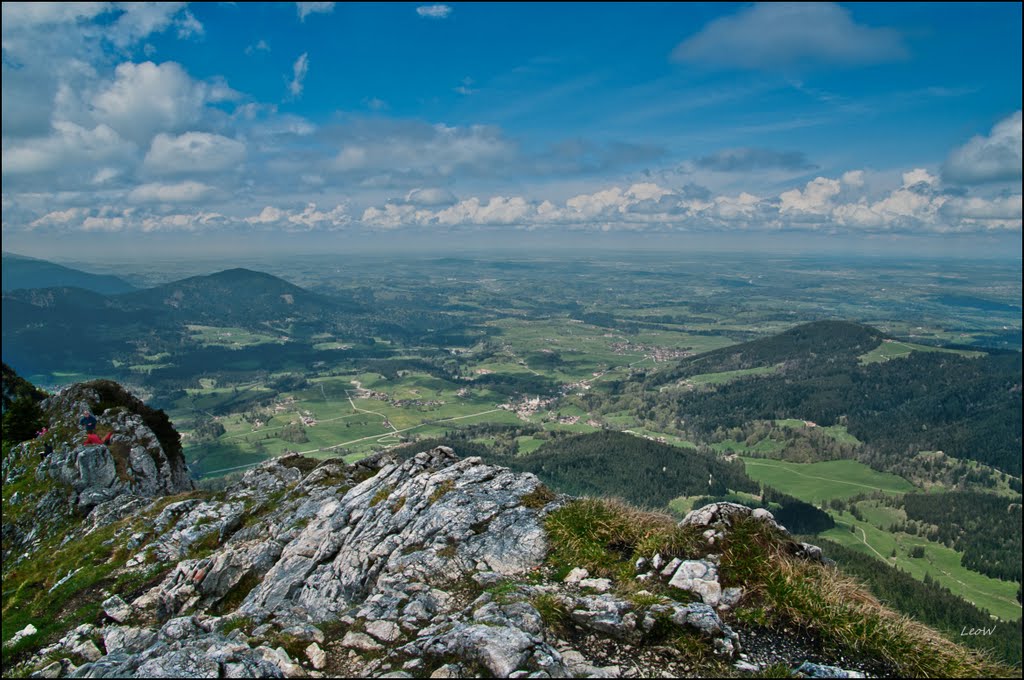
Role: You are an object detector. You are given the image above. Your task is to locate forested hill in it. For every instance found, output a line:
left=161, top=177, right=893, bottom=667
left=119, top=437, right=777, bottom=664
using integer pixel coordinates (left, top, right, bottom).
left=651, top=320, right=884, bottom=386
left=1, top=253, right=136, bottom=295
left=118, top=267, right=360, bottom=324
left=617, top=322, right=1022, bottom=476
left=495, top=431, right=758, bottom=509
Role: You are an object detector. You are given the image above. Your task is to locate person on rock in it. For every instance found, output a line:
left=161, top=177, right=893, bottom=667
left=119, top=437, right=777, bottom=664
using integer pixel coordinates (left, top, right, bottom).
left=79, top=410, right=98, bottom=433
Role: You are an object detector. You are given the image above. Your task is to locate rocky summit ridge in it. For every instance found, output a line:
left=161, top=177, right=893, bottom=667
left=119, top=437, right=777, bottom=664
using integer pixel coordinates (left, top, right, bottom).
left=2, top=381, right=1011, bottom=679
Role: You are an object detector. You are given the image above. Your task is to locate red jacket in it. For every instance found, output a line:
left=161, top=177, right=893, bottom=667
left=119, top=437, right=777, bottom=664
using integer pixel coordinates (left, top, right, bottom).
left=84, top=432, right=113, bottom=445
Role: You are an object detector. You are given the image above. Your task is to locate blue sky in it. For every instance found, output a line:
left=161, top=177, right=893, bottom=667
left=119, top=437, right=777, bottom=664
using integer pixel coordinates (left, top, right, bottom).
left=2, top=2, right=1021, bottom=257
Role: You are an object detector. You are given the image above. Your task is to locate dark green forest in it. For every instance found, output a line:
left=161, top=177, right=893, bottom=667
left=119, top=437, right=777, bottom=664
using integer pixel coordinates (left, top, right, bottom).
left=598, top=322, right=1022, bottom=475
left=901, top=491, right=1023, bottom=583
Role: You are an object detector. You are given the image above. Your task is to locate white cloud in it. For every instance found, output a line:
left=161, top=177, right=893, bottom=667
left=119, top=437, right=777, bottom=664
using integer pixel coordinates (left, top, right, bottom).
left=941, top=194, right=1022, bottom=222
left=139, top=212, right=226, bottom=232
left=92, top=61, right=213, bottom=144
left=82, top=215, right=129, bottom=232
left=128, top=180, right=217, bottom=203
left=901, top=168, right=937, bottom=187
left=943, top=110, right=1023, bottom=185
left=672, top=3, right=906, bottom=69
left=841, top=170, right=865, bottom=187
left=144, top=132, right=246, bottom=174
left=348, top=169, right=1021, bottom=235
left=246, top=39, right=271, bottom=55
left=288, top=53, right=310, bottom=98
left=175, top=9, right=203, bottom=39
left=106, top=3, right=197, bottom=47
left=0, top=3, right=108, bottom=27
left=437, top=196, right=531, bottom=226
left=296, top=2, right=335, bottom=21
left=330, top=123, right=513, bottom=178
left=405, top=188, right=457, bottom=206
left=29, top=207, right=86, bottom=229
left=2, top=121, right=135, bottom=176
left=246, top=203, right=350, bottom=230
left=416, top=5, right=453, bottom=19
left=779, top=177, right=841, bottom=213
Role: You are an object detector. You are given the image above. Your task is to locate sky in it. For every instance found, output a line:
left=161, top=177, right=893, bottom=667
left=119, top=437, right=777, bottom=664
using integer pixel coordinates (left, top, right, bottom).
left=1, top=2, right=1022, bottom=259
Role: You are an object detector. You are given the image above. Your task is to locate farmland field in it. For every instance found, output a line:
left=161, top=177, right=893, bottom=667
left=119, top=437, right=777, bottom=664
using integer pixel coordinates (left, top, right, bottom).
left=739, top=458, right=917, bottom=504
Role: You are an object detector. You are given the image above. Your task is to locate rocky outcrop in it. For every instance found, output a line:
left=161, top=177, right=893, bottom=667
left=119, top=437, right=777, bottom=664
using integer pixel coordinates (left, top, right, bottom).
left=2, top=382, right=194, bottom=567
left=5, top=441, right=887, bottom=679
left=40, top=381, right=193, bottom=505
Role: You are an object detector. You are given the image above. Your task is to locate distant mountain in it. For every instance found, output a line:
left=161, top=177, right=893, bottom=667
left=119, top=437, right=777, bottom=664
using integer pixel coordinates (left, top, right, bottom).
left=1, top=252, right=136, bottom=295
left=1, top=267, right=360, bottom=378
left=651, top=320, right=885, bottom=385
left=119, top=267, right=349, bottom=326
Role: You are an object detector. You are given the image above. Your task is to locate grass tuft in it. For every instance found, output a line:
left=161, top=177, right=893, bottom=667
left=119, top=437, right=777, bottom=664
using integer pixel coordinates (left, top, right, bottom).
left=718, top=515, right=1014, bottom=678
left=520, top=484, right=557, bottom=509
left=428, top=479, right=456, bottom=505
left=543, top=498, right=704, bottom=581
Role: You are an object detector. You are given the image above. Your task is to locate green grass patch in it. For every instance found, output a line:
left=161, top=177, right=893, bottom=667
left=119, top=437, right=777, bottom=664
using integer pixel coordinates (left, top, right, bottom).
left=428, top=479, right=455, bottom=504
left=858, top=340, right=985, bottom=365
left=683, top=365, right=778, bottom=386
left=543, top=498, right=704, bottom=582
left=740, top=458, right=916, bottom=504
left=821, top=518, right=1023, bottom=622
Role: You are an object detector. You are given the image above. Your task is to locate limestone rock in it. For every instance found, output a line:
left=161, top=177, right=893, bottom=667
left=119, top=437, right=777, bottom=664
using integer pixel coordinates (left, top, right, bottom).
left=102, top=595, right=133, bottom=624
left=305, top=643, right=326, bottom=670
left=667, top=560, right=722, bottom=606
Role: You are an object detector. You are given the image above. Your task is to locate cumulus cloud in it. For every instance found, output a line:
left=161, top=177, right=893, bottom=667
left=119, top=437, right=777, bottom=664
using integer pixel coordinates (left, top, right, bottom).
left=350, top=171, right=1021, bottom=235
left=696, top=147, right=816, bottom=172
left=296, top=2, right=335, bottom=21
left=128, top=180, right=217, bottom=204
left=417, top=5, right=453, bottom=19
left=92, top=61, right=220, bottom=145
left=779, top=177, right=841, bottom=214
left=288, top=53, right=310, bottom=98
left=246, top=202, right=350, bottom=230
left=672, top=3, right=907, bottom=69
left=2, top=121, right=135, bottom=176
left=143, top=132, right=246, bottom=175
left=405, top=188, right=458, bottom=206
left=943, top=110, right=1023, bottom=185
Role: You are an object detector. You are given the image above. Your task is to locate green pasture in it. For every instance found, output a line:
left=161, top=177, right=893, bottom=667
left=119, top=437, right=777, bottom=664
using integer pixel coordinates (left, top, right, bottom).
left=774, top=420, right=863, bottom=445
left=713, top=438, right=785, bottom=455
left=684, top=365, right=778, bottom=386
left=858, top=339, right=985, bottom=365
left=740, top=458, right=916, bottom=504
left=822, top=518, right=1022, bottom=622
left=186, top=324, right=285, bottom=348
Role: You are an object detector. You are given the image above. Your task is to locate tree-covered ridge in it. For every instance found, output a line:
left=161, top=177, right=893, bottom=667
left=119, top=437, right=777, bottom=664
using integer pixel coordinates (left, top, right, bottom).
left=650, top=320, right=885, bottom=385
left=902, top=491, right=1023, bottom=584
left=496, top=431, right=758, bottom=509
left=1, top=252, right=136, bottom=295
left=611, top=327, right=1021, bottom=475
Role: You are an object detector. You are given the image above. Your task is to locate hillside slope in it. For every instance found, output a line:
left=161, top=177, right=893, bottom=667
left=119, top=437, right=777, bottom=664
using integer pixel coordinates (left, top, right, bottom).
left=1, top=253, right=136, bottom=295
left=624, top=321, right=1023, bottom=475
